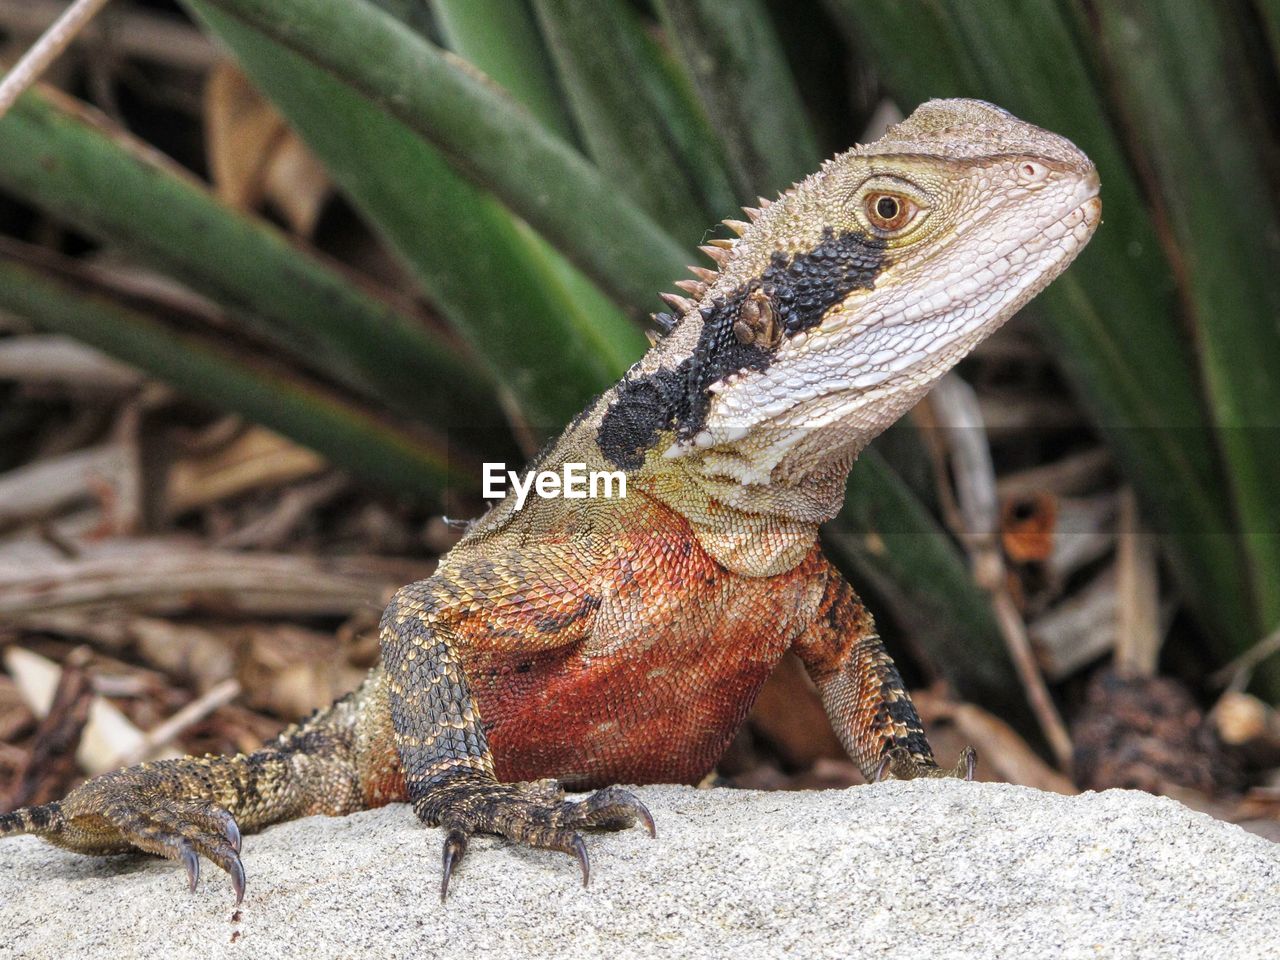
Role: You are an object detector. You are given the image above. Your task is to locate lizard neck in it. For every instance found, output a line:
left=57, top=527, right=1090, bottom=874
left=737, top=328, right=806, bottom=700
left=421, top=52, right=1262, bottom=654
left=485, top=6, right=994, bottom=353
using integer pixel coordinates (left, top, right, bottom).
left=641, top=477, right=823, bottom=578
left=629, top=452, right=854, bottom=578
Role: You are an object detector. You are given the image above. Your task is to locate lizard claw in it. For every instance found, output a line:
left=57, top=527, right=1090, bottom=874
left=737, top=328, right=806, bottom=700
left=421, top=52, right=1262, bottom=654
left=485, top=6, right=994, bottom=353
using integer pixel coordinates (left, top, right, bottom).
left=875, top=745, right=978, bottom=781
left=25, top=773, right=253, bottom=903
left=571, top=834, right=590, bottom=888
left=634, top=799, right=657, bottom=838
left=873, top=749, right=898, bottom=783
left=440, top=829, right=468, bottom=902
left=228, top=853, right=246, bottom=906
left=210, top=808, right=242, bottom=853
left=955, top=746, right=978, bottom=781
left=179, top=840, right=200, bottom=892
left=571, top=785, right=656, bottom=835
left=430, top=780, right=656, bottom=899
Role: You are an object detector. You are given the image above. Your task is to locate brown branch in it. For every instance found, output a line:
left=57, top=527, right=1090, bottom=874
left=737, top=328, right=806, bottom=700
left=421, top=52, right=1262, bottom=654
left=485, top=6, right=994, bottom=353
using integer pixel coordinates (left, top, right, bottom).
left=0, top=335, right=144, bottom=393
left=0, top=537, right=433, bottom=618
left=1212, top=626, right=1280, bottom=693
left=111, top=678, right=241, bottom=769
left=0, top=443, right=135, bottom=532
left=0, top=0, right=216, bottom=71
left=926, top=375, right=1074, bottom=771
left=4, top=647, right=93, bottom=809
left=1114, top=488, right=1162, bottom=677
left=0, top=0, right=117, bottom=119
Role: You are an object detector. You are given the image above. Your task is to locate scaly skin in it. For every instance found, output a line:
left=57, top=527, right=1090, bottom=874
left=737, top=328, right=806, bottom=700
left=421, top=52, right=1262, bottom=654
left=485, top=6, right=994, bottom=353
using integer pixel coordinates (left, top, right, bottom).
left=1, top=99, right=1099, bottom=904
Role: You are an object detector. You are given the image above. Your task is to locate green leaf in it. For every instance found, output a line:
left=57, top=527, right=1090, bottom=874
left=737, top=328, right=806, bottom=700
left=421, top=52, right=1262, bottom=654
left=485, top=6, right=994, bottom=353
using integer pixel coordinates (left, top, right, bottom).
left=1255, top=0, right=1280, bottom=66
left=194, top=0, right=689, bottom=314
left=655, top=0, right=822, bottom=197
left=431, top=0, right=577, bottom=143
left=189, top=1, right=647, bottom=433
left=531, top=0, right=738, bottom=243
left=0, top=244, right=457, bottom=499
left=0, top=87, right=498, bottom=434
left=426, top=0, right=650, bottom=428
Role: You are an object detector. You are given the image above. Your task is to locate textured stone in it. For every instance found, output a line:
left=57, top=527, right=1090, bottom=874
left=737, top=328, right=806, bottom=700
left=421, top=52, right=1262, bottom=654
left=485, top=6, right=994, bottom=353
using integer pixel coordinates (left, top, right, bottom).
left=3, top=780, right=1277, bottom=959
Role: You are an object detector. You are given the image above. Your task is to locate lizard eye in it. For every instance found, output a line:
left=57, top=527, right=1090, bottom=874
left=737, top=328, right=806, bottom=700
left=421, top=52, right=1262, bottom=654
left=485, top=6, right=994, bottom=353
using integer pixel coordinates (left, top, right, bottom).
left=864, top=192, right=919, bottom=234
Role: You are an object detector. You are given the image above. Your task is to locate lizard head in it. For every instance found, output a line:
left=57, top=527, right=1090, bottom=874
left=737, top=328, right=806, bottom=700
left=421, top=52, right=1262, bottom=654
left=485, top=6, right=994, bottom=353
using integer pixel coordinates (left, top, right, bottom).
left=597, top=99, right=1099, bottom=511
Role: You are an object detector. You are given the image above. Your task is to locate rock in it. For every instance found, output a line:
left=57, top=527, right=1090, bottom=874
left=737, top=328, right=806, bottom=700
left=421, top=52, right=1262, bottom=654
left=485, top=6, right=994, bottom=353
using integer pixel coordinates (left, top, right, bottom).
left=2, top=781, right=1277, bottom=959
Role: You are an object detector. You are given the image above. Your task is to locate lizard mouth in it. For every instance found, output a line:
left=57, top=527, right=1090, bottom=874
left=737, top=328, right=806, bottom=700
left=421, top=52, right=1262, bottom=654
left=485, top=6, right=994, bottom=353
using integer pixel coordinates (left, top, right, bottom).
left=1080, top=195, right=1102, bottom=229
left=1066, top=164, right=1101, bottom=228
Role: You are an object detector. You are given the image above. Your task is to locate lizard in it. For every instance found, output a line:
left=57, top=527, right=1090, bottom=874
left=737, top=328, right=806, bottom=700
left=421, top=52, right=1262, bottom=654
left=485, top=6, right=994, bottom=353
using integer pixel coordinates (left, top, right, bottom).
left=0, top=98, right=1100, bottom=905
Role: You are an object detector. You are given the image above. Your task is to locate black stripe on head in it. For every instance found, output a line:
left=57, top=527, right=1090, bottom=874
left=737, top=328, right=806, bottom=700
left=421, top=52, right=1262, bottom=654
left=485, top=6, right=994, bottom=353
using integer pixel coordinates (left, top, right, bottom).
left=598, top=228, right=886, bottom=470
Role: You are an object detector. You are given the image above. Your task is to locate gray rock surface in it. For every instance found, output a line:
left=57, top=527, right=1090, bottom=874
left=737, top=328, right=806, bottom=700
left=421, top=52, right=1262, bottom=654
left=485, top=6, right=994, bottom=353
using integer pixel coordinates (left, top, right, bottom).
left=2, top=780, right=1277, bottom=959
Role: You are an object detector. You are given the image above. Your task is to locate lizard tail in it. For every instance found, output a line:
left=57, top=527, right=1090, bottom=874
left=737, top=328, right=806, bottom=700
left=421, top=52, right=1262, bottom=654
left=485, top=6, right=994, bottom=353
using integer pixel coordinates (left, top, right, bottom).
left=0, top=802, right=62, bottom=837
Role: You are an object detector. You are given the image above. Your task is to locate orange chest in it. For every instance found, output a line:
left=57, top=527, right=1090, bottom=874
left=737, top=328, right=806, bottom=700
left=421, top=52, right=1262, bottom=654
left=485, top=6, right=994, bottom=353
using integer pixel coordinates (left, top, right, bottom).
left=457, top=516, right=823, bottom=787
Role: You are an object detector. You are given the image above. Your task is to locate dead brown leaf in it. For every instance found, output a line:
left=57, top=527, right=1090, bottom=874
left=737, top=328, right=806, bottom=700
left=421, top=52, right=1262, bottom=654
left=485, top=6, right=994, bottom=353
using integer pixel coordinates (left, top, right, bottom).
left=165, top=424, right=326, bottom=518
left=205, top=63, right=331, bottom=236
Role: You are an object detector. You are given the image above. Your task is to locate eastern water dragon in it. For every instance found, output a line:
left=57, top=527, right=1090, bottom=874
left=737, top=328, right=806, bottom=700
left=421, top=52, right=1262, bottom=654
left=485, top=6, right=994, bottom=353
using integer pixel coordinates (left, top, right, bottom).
left=1, top=98, right=1101, bottom=904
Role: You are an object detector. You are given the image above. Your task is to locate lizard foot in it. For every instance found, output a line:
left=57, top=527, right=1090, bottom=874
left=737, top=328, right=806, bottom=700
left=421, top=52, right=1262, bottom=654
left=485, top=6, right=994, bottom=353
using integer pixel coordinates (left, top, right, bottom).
left=874, top=745, right=977, bottom=782
left=431, top=780, right=655, bottom=900
left=13, top=767, right=246, bottom=904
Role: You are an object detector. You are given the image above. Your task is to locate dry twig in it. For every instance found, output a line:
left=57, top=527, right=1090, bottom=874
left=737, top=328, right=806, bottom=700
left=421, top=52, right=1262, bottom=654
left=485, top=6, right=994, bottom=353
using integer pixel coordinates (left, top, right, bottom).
left=0, top=0, right=116, bottom=119
left=3, top=646, right=93, bottom=808
left=110, top=678, right=241, bottom=769
left=0, top=537, right=430, bottom=618
left=996, top=447, right=1114, bottom=499
left=3, top=644, right=172, bottom=776
left=1114, top=488, right=1162, bottom=676
left=1030, top=568, right=1118, bottom=680
left=1212, top=626, right=1280, bottom=693
left=0, top=0, right=215, bottom=71
left=215, top=473, right=350, bottom=550
left=926, top=374, right=1074, bottom=771
left=0, top=443, right=135, bottom=531
left=0, top=335, right=144, bottom=393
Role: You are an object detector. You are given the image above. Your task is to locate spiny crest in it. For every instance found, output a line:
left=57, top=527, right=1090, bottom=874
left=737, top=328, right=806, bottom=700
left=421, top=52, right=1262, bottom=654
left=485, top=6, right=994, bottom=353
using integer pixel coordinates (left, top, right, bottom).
left=698, top=243, right=732, bottom=267
left=650, top=311, right=677, bottom=333
left=646, top=197, right=779, bottom=344
left=660, top=292, right=697, bottom=314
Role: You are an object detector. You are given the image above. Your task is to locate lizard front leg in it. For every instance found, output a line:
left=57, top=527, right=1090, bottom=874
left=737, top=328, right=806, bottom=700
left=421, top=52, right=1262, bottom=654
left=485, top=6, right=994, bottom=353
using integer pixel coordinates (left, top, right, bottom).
left=791, top=560, right=976, bottom=782
left=0, top=676, right=376, bottom=903
left=380, top=579, right=654, bottom=900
